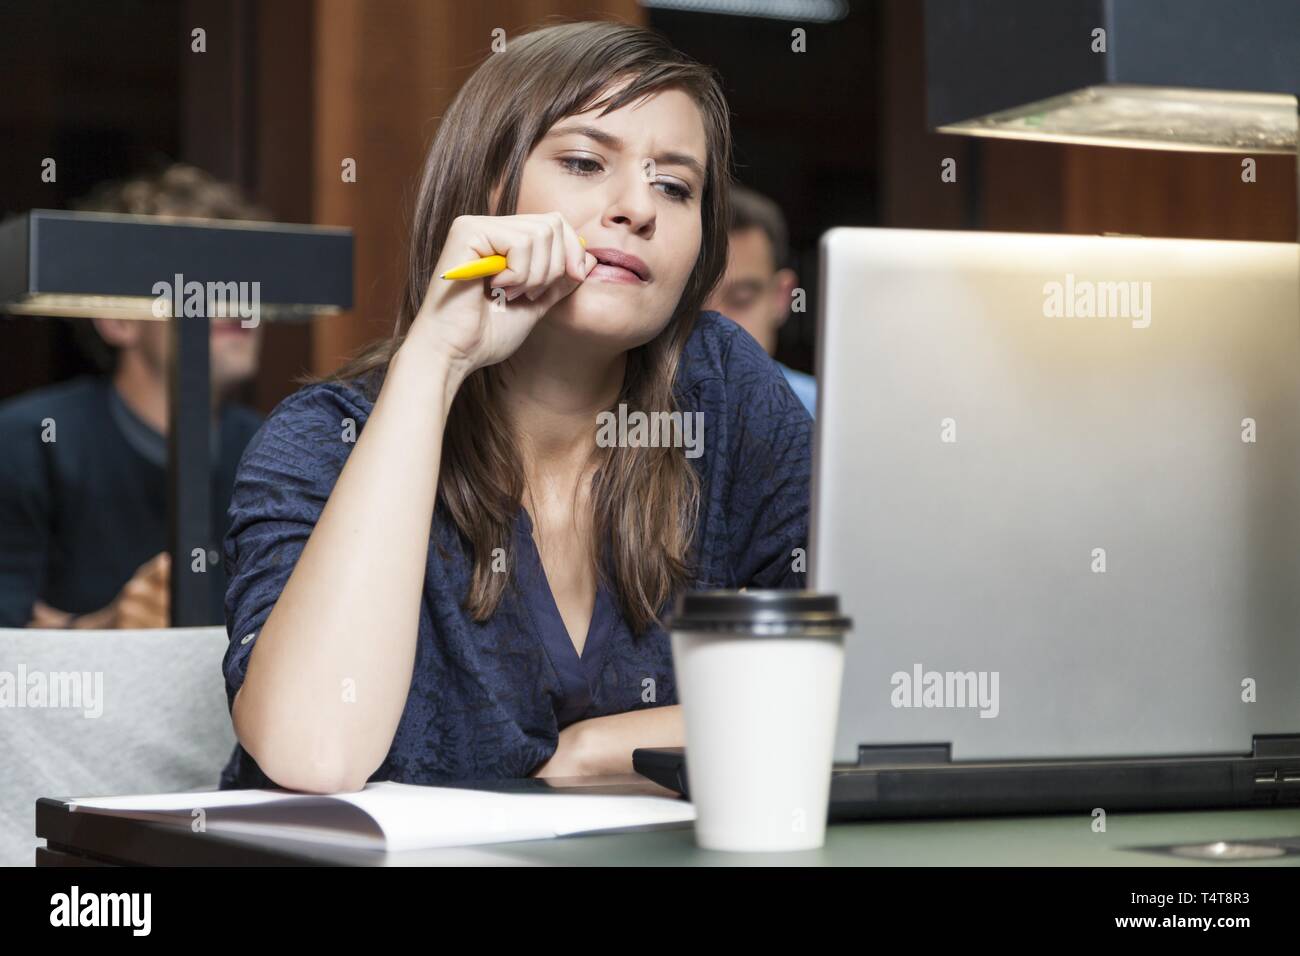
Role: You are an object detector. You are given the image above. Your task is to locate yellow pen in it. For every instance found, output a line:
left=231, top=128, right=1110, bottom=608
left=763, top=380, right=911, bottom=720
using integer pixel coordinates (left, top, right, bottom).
left=441, top=237, right=586, bottom=280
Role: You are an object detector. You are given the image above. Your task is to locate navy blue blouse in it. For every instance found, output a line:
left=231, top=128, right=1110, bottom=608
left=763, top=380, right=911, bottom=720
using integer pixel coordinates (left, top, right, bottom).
left=218, top=310, right=812, bottom=789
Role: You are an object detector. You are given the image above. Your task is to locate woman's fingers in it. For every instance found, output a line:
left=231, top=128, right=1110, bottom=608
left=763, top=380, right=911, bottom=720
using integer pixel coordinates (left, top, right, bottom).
left=527, top=216, right=567, bottom=302
left=488, top=226, right=532, bottom=289
left=558, top=216, right=587, bottom=282
left=457, top=212, right=587, bottom=304
left=522, top=221, right=552, bottom=298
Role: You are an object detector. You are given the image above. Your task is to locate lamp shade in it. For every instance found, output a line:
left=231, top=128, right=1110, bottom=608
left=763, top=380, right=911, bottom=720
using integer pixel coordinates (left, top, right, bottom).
left=0, top=209, right=353, bottom=321
left=924, top=0, right=1300, bottom=152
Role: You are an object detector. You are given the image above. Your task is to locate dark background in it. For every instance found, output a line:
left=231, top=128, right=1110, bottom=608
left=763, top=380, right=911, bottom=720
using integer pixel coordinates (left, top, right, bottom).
left=1, top=0, right=1294, bottom=410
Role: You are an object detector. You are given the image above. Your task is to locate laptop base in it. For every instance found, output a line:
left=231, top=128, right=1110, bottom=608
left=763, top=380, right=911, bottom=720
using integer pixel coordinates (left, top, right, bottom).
left=633, top=735, right=1300, bottom=820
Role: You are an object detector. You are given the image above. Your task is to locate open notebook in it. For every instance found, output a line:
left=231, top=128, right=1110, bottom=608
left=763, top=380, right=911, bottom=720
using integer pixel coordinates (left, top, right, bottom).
left=67, top=781, right=697, bottom=852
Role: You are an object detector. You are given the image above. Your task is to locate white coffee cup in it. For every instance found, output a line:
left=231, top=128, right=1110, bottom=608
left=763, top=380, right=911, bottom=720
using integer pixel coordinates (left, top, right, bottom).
left=669, top=590, right=851, bottom=852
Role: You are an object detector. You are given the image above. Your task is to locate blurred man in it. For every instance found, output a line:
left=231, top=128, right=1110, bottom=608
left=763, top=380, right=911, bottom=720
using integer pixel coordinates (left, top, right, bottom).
left=704, top=184, right=815, bottom=415
left=0, top=164, right=266, bottom=628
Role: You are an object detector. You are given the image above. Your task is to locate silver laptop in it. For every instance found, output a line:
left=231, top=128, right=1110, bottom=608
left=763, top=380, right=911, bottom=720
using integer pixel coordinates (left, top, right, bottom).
left=812, top=226, right=1300, bottom=769
left=635, top=227, right=1300, bottom=816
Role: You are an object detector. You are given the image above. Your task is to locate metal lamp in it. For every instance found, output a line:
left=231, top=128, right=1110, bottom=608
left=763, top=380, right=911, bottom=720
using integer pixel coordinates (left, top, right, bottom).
left=924, top=0, right=1299, bottom=154
left=0, top=210, right=353, bottom=625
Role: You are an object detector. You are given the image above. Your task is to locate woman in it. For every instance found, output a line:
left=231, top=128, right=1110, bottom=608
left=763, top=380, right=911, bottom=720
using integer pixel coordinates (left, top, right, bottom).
left=220, top=20, right=812, bottom=793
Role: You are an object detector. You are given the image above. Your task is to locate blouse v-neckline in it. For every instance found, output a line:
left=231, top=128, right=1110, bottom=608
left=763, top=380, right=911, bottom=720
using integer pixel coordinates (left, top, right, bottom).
left=515, top=507, right=609, bottom=725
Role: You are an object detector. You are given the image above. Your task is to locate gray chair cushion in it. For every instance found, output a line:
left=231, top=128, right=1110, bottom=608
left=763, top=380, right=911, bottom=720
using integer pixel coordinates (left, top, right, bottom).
left=0, top=626, right=234, bottom=866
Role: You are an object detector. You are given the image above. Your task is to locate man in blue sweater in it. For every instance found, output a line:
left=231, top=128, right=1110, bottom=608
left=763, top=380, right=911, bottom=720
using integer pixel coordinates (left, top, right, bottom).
left=703, top=185, right=816, bottom=416
left=0, top=165, right=265, bottom=629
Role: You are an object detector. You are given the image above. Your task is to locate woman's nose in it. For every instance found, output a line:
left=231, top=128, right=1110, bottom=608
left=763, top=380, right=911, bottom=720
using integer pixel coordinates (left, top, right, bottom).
left=601, top=170, right=656, bottom=239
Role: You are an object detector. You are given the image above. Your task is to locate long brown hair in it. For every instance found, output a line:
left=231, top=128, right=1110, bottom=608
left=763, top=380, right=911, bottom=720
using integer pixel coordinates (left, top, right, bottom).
left=315, top=20, right=733, bottom=633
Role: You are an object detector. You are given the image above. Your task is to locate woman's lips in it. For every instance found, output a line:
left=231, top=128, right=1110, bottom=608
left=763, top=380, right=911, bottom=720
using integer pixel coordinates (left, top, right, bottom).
left=585, top=247, right=651, bottom=283
left=588, top=262, right=646, bottom=284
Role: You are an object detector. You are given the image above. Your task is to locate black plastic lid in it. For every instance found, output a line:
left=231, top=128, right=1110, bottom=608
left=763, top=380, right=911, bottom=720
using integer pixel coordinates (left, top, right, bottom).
left=667, top=590, right=852, bottom=635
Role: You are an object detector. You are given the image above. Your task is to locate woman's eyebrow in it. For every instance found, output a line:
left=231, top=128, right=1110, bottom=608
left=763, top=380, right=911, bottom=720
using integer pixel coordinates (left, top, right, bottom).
left=546, top=123, right=705, bottom=181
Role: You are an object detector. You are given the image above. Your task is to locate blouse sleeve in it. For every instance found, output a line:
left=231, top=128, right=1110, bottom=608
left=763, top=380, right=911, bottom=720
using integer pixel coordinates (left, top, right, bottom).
left=720, top=327, right=814, bottom=590
left=220, top=383, right=368, bottom=712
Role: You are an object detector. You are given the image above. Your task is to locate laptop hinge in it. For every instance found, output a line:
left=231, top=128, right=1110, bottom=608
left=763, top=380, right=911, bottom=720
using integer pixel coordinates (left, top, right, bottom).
left=857, top=742, right=952, bottom=767
left=1252, top=734, right=1300, bottom=758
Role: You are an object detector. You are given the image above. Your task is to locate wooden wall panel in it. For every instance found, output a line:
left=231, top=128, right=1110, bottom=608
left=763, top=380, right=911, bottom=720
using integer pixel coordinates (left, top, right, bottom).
left=252, top=0, right=316, bottom=411
left=1060, top=148, right=1296, bottom=241
left=877, top=0, right=972, bottom=230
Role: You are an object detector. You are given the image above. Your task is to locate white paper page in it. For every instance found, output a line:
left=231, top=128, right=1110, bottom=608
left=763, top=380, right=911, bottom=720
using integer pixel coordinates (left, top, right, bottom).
left=206, top=817, right=554, bottom=851
left=69, top=788, right=299, bottom=812
left=329, top=783, right=695, bottom=851
left=64, top=781, right=695, bottom=851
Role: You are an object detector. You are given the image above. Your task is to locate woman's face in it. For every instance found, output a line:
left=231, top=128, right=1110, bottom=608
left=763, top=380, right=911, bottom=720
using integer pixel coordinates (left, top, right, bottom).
left=508, top=83, right=707, bottom=350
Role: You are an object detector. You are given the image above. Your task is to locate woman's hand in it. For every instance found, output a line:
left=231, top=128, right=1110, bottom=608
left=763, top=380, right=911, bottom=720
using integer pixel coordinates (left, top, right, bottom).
left=529, top=706, right=686, bottom=780
left=27, top=552, right=171, bottom=630
left=407, top=212, right=598, bottom=385
left=529, top=721, right=593, bottom=779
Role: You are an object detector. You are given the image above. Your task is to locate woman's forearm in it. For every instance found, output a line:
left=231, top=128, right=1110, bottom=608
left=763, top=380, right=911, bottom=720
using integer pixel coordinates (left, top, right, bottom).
left=575, top=704, right=686, bottom=776
left=233, top=333, right=463, bottom=793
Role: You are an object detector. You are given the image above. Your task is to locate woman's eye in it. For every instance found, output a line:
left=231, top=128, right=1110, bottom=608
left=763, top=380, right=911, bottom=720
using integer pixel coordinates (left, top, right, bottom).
left=560, top=156, right=602, bottom=175
left=655, top=181, right=692, bottom=203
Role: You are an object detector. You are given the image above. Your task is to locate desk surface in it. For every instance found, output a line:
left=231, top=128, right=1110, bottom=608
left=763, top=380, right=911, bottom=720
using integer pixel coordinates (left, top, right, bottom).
left=36, top=776, right=1300, bottom=866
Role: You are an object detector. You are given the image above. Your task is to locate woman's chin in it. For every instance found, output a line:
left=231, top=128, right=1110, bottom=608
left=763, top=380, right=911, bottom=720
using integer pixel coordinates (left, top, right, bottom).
left=542, top=291, right=659, bottom=346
